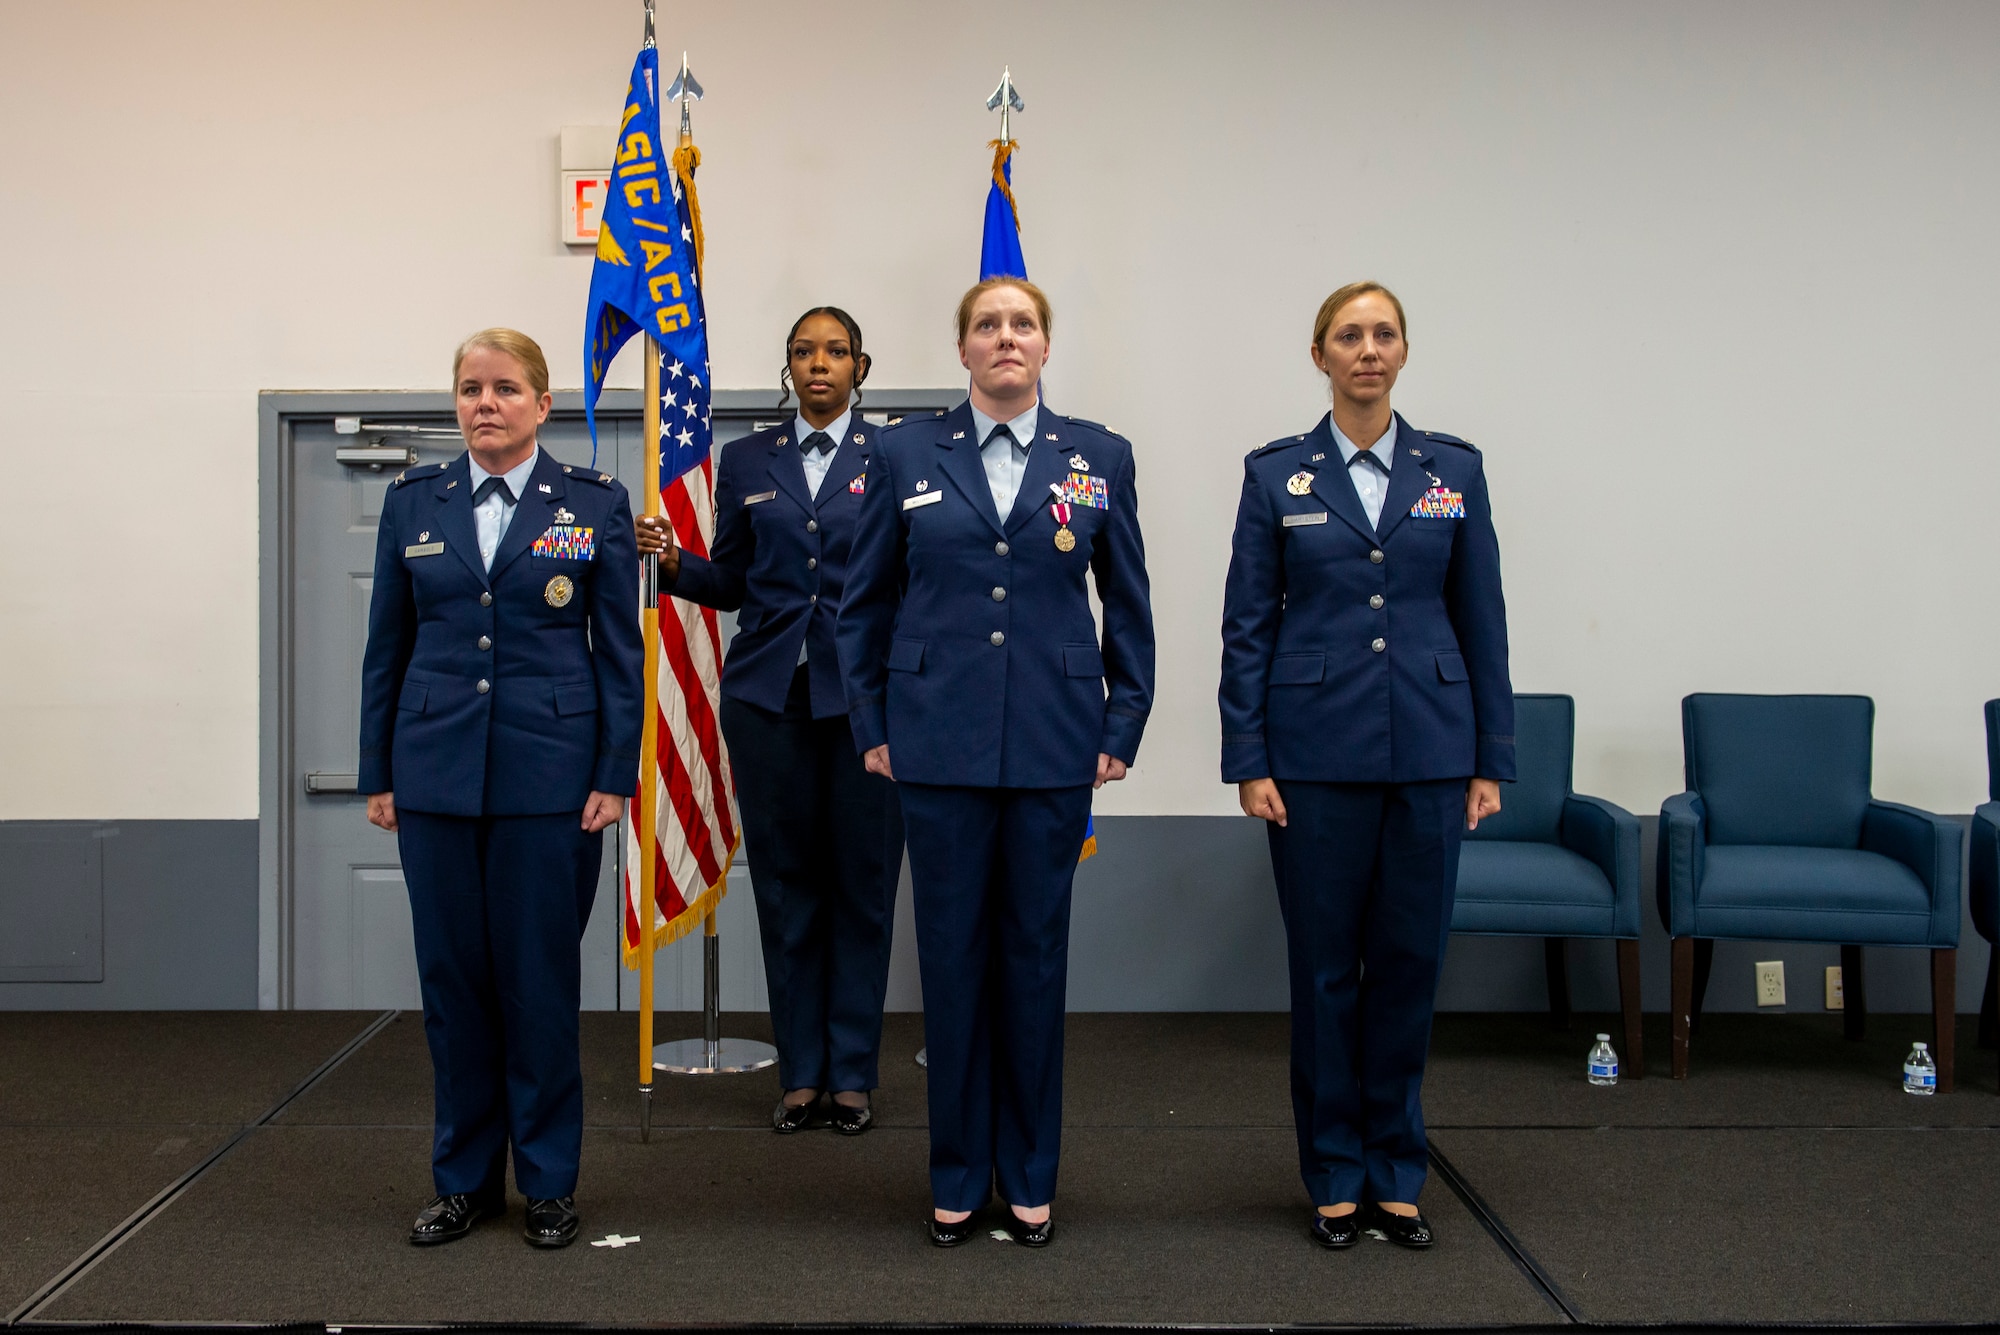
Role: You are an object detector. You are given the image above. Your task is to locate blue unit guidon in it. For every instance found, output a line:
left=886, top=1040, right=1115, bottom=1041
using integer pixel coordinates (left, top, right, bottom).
left=1410, top=487, right=1465, bottom=520
left=1056, top=472, right=1108, bottom=509
left=533, top=525, right=597, bottom=560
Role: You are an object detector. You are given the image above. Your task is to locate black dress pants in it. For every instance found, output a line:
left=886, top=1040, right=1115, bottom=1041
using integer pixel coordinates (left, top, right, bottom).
left=720, top=664, right=903, bottom=1092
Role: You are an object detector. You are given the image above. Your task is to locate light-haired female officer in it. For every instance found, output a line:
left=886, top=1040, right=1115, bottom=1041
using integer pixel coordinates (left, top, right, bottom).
left=361, top=328, right=641, bottom=1250
left=637, top=308, right=903, bottom=1136
left=838, top=278, right=1155, bottom=1248
left=1219, top=282, right=1513, bottom=1251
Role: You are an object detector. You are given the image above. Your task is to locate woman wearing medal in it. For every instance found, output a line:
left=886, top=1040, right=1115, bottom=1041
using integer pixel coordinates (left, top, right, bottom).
left=635, top=308, right=904, bottom=1136
left=359, top=328, right=642, bottom=1249
left=836, top=277, right=1156, bottom=1247
left=1219, top=282, right=1514, bottom=1251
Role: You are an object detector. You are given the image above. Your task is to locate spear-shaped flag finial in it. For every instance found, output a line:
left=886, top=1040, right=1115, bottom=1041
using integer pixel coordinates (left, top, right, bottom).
left=641, top=0, right=655, bottom=49
left=667, top=51, right=703, bottom=143
left=986, top=65, right=1024, bottom=145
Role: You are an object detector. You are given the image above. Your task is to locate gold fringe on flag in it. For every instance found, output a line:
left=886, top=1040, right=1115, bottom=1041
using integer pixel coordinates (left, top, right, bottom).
left=988, top=138, right=1021, bottom=233
left=672, top=142, right=705, bottom=278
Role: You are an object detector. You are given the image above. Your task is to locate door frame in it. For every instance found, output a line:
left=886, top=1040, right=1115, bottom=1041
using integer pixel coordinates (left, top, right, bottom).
left=257, top=387, right=960, bottom=1009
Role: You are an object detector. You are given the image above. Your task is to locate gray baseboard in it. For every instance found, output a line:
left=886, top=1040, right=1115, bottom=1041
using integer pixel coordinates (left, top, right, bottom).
left=2, top=814, right=1987, bottom=1014
left=0, top=821, right=258, bottom=1009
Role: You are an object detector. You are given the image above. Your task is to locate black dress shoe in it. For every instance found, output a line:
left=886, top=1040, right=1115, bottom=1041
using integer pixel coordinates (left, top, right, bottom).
left=1312, top=1209, right=1361, bottom=1249
left=524, top=1196, right=579, bottom=1248
left=1365, top=1202, right=1434, bottom=1249
left=1001, top=1208, right=1053, bottom=1248
left=829, top=1096, right=873, bottom=1136
left=772, top=1094, right=822, bottom=1134
left=929, top=1210, right=978, bottom=1248
left=409, top=1191, right=502, bottom=1246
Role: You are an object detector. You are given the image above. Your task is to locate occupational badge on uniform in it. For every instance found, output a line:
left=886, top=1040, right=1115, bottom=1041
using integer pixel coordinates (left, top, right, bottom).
left=848, top=473, right=866, bottom=495
left=1286, top=471, right=1314, bottom=496
left=553, top=507, right=576, bottom=525
left=544, top=575, right=575, bottom=608
left=418, top=531, right=430, bottom=542
left=1050, top=502, right=1076, bottom=552
left=531, top=525, right=597, bottom=560
left=916, top=479, right=929, bottom=492
left=1069, top=454, right=1090, bottom=472
left=1410, top=487, right=1466, bottom=519
left=1055, top=472, right=1109, bottom=509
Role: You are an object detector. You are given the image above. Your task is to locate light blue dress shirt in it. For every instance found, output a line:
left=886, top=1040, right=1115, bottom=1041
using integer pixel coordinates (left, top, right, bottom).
left=466, top=444, right=540, bottom=573
left=793, top=406, right=853, bottom=502
left=969, top=400, right=1039, bottom=520
left=1331, top=417, right=1398, bottom=531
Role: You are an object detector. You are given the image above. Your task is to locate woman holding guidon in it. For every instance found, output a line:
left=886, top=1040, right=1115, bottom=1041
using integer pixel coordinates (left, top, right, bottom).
left=837, top=278, right=1155, bottom=1248
left=1219, top=282, right=1514, bottom=1251
left=637, top=307, right=904, bottom=1136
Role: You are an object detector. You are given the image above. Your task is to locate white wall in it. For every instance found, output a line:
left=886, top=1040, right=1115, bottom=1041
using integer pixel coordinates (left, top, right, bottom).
left=2, top=0, right=1995, bottom=820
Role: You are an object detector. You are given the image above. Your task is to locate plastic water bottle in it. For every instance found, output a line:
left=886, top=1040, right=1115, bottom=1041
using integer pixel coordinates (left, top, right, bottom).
left=1903, top=1042, right=1936, bottom=1095
left=1587, top=1033, right=1619, bottom=1086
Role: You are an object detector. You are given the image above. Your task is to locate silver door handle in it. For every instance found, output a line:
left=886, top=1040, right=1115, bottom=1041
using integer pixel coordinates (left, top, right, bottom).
left=304, top=772, right=360, bottom=794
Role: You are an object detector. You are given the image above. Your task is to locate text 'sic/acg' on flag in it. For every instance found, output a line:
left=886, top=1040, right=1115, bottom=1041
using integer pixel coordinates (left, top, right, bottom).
left=583, top=44, right=711, bottom=478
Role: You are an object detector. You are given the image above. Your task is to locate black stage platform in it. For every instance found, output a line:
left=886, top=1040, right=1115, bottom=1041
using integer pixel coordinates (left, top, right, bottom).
left=3, top=1009, right=1995, bottom=1331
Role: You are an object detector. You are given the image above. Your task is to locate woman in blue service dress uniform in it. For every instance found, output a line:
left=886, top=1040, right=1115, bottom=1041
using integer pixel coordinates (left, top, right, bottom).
left=634, top=308, right=904, bottom=1136
left=360, top=328, right=642, bottom=1250
left=838, top=278, right=1156, bottom=1248
left=1219, top=282, right=1514, bottom=1251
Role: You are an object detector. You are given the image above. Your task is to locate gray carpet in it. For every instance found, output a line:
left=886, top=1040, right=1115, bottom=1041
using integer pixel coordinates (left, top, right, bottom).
left=8, top=1008, right=1998, bottom=1327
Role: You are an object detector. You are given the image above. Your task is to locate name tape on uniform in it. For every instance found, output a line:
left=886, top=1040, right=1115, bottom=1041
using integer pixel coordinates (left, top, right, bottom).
left=1281, top=512, right=1328, bottom=527
left=405, top=541, right=446, bottom=557
left=743, top=490, right=777, bottom=506
left=902, top=492, right=943, bottom=511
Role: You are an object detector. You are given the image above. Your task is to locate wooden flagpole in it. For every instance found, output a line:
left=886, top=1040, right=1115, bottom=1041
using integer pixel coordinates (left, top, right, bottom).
left=637, top=339, right=662, bottom=1141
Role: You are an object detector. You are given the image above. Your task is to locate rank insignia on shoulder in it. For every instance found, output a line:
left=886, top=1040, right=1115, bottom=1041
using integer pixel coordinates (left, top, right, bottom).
left=848, top=474, right=866, bottom=495
left=1286, top=471, right=1314, bottom=496
left=887, top=416, right=903, bottom=426
left=563, top=466, right=573, bottom=473
left=553, top=507, right=576, bottom=525
left=598, top=473, right=612, bottom=483
left=394, top=470, right=406, bottom=482
left=1069, top=454, right=1090, bottom=472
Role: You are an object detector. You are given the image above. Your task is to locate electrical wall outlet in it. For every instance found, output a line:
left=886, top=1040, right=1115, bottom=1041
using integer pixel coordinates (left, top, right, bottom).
left=1825, top=965, right=1844, bottom=1010
left=1755, top=960, right=1787, bottom=1007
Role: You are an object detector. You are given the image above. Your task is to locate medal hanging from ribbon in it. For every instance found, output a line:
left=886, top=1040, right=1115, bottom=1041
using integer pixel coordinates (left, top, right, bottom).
left=1050, top=501, right=1076, bottom=552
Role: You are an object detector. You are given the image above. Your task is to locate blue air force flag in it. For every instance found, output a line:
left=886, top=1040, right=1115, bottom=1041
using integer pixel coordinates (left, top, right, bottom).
left=981, top=142, right=1027, bottom=281
left=583, top=45, right=711, bottom=476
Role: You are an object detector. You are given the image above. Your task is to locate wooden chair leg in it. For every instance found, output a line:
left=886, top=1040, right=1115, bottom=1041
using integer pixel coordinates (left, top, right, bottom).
left=1979, top=949, right=1997, bottom=1053
left=1931, top=948, right=1956, bottom=1094
left=1671, top=936, right=1693, bottom=1079
left=1842, top=944, right=1868, bottom=1041
left=1690, top=938, right=1715, bottom=1036
left=1544, top=937, right=1572, bottom=1032
left=1616, top=937, right=1645, bottom=1078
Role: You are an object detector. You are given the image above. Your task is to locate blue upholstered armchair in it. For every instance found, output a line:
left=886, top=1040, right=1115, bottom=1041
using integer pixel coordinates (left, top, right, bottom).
left=1969, top=700, right=1999, bottom=1070
left=1456, top=694, right=1645, bottom=1072
left=1658, top=694, right=1961, bottom=1086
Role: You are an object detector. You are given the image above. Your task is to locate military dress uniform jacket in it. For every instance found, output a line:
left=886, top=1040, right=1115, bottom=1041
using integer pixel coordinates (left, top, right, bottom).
left=359, top=450, right=643, bottom=816
left=667, top=418, right=878, bottom=719
left=837, top=403, right=1155, bottom=789
left=1219, top=412, right=1514, bottom=786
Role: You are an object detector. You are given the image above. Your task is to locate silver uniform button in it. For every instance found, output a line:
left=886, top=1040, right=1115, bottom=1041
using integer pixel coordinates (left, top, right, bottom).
left=480, top=592, right=493, bottom=606
left=806, top=520, right=819, bottom=534
left=477, top=635, right=492, bottom=650
left=1369, top=549, right=1384, bottom=564
left=995, top=541, right=1009, bottom=556
left=810, top=593, right=818, bottom=603
left=807, top=558, right=817, bottom=570
left=1371, top=638, right=1386, bottom=653
left=1369, top=595, right=1384, bottom=610
left=992, top=587, right=1006, bottom=602
left=990, top=631, right=1005, bottom=647
left=476, top=679, right=491, bottom=694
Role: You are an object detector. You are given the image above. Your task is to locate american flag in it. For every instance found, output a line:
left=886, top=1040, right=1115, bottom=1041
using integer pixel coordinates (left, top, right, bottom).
left=579, top=45, right=739, bottom=958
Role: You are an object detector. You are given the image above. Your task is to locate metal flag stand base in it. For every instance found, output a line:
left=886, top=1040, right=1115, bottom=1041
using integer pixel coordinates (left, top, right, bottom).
left=654, top=928, right=777, bottom=1076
